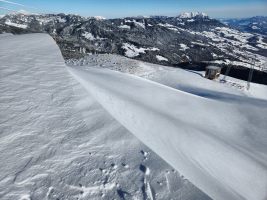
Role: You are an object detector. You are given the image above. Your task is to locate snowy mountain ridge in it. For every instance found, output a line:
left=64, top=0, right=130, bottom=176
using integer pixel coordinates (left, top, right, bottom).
left=1, top=12, right=267, bottom=76
left=178, top=12, right=208, bottom=19
left=220, top=16, right=267, bottom=35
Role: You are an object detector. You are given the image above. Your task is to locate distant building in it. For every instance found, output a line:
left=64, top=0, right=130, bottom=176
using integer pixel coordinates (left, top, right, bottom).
left=205, top=66, right=221, bottom=80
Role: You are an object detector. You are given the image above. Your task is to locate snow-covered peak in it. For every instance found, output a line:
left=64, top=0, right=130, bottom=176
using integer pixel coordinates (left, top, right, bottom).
left=135, top=15, right=149, bottom=19
left=5, top=10, right=39, bottom=17
left=17, top=9, right=32, bottom=15
left=94, top=16, right=106, bottom=20
left=178, top=12, right=208, bottom=19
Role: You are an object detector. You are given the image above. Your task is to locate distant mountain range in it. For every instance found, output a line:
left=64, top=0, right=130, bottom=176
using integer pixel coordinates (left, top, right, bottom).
left=219, top=16, right=267, bottom=36
left=0, top=12, right=266, bottom=73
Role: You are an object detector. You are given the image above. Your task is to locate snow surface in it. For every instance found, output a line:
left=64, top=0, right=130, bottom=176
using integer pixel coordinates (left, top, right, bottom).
left=67, top=53, right=267, bottom=101
left=156, top=55, right=168, bottom=62
left=179, top=43, right=189, bottom=51
left=0, top=33, right=13, bottom=38
left=81, top=32, right=105, bottom=41
left=118, top=24, right=131, bottom=29
left=257, top=36, right=267, bottom=50
left=57, top=17, right=66, bottom=23
left=1, top=34, right=267, bottom=200
left=5, top=20, right=27, bottom=29
left=122, top=43, right=159, bottom=58
left=173, top=26, right=267, bottom=71
left=68, top=66, right=267, bottom=200
left=252, top=25, right=259, bottom=30
left=158, top=23, right=180, bottom=32
left=0, top=34, right=210, bottom=200
left=93, top=16, right=106, bottom=20
left=82, top=32, right=95, bottom=40
left=68, top=54, right=267, bottom=200
left=133, top=20, right=146, bottom=29
left=178, top=12, right=208, bottom=19
left=187, top=19, right=195, bottom=22
left=125, top=19, right=146, bottom=29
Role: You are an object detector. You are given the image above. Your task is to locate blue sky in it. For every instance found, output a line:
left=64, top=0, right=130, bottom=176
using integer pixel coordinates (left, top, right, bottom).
left=0, top=0, right=266, bottom=18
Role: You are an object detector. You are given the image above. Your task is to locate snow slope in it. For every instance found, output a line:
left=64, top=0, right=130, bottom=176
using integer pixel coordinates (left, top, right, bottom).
left=68, top=65, right=267, bottom=200
left=5, top=20, right=28, bottom=29
left=0, top=34, right=210, bottom=200
left=67, top=54, right=267, bottom=101
left=1, top=34, right=267, bottom=200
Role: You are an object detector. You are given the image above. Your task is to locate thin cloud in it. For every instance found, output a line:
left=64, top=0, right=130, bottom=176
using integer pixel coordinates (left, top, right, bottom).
left=0, top=0, right=26, bottom=7
left=0, top=6, right=18, bottom=12
left=0, top=7, right=36, bottom=15
left=0, top=0, right=39, bottom=14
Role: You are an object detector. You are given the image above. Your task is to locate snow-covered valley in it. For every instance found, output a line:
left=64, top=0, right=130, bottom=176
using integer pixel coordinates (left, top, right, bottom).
left=1, top=34, right=267, bottom=200
left=1, top=12, right=267, bottom=73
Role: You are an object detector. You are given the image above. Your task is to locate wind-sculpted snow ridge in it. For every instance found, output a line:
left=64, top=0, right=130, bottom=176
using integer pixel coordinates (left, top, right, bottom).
left=0, top=34, right=212, bottom=200
left=68, top=66, right=267, bottom=200
left=1, top=33, right=267, bottom=200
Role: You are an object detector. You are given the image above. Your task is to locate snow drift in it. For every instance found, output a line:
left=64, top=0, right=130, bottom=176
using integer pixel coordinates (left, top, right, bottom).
left=1, top=33, right=211, bottom=200
left=68, top=66, right=267, bottom=200
left=1, top=33, right=266, bottom=200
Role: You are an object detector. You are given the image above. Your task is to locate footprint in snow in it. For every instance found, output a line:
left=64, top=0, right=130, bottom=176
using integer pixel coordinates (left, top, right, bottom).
left=140, top=150, right=149, bottom=158
left=139, top=164, right=150, bottom=176
left=121, top=163, right=129, bottom=168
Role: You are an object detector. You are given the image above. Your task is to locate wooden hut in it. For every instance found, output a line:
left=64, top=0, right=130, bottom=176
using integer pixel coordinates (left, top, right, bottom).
left=205, top=66, right=221, bottom=80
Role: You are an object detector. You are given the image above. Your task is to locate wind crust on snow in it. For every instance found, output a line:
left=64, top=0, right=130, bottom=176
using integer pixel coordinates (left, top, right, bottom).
left=1, top=33, right=267, bottom=200
left=68, top=66, right=267, bottom=200
left=0, top=33, right=211, bottom=200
